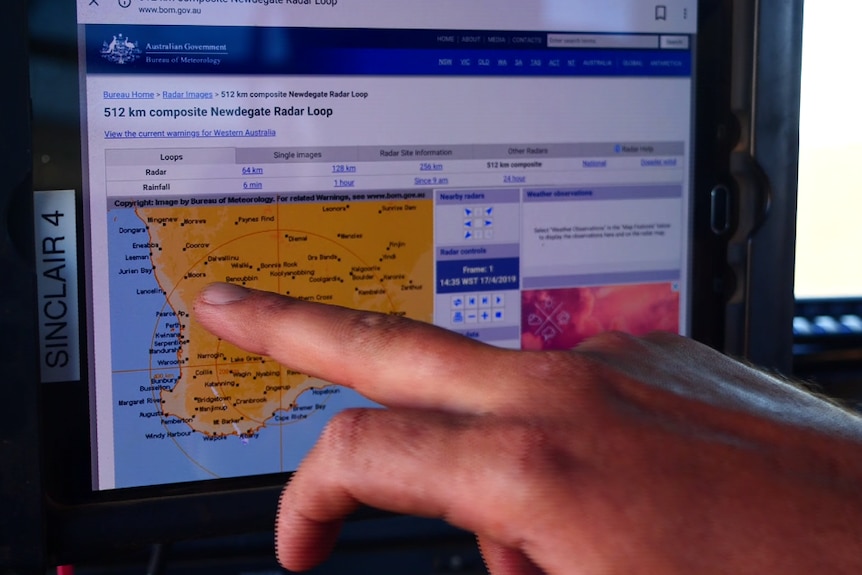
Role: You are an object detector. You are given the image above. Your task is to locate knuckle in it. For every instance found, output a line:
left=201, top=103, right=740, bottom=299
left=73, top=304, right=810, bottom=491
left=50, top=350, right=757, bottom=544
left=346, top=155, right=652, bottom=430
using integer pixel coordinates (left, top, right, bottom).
left=322, top=408, right=368, bottom=442
left=640, top=329, right=680, bottom=344
left=577, top=330, right=641, bottom=352
left=318, top=408, right=372, bottom=462
left=313, top=408, right=399, bottom=482
left=491, top=420, right=574, bottom=490
left=514, top=350, right=583, bottom=386
left=333, top=309, right=411, bottom=356
left=505, top=350, right=610, bottom=409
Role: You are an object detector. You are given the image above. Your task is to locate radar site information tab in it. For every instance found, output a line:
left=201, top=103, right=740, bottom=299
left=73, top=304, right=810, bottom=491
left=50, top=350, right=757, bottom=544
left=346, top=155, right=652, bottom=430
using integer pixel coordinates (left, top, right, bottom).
left=77, top=1, right=696, bottom=489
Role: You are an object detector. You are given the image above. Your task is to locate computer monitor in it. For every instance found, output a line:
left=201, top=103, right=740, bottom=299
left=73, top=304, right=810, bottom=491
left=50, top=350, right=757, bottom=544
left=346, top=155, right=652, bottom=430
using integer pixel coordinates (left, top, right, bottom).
left=4, top=0, right=741, bottom=570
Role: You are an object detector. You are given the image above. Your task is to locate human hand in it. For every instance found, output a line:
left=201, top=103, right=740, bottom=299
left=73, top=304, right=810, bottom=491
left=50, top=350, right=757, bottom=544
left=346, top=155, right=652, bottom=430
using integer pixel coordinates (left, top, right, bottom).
left=194, top=283, right=862, bottom=575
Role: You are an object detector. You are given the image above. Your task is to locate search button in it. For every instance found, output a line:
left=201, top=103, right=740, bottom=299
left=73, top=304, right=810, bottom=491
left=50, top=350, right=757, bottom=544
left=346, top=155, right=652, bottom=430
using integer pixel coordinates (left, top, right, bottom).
left=660, top=35, right=690, bottom=49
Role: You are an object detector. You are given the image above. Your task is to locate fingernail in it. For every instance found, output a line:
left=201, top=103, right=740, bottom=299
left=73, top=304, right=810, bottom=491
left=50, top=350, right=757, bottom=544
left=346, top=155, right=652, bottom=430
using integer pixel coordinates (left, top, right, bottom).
left=200, top=282, right=250, bottom=305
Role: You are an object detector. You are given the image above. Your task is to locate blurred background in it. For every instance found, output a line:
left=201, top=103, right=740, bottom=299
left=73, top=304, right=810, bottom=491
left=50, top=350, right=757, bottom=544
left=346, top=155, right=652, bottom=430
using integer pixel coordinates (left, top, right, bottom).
left=792, top=0, right=862, bottom=401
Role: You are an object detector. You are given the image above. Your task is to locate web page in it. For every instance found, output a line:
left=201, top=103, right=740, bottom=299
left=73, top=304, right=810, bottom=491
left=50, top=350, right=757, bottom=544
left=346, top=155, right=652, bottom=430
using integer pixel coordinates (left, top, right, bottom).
left=78, top=1, right=696, bottom=489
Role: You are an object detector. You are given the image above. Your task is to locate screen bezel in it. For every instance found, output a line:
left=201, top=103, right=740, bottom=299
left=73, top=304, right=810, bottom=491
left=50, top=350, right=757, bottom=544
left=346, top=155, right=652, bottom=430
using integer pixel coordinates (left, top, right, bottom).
left=20, top=0, right=738, bottom=565
left=1, top=0, right=47, bottom=570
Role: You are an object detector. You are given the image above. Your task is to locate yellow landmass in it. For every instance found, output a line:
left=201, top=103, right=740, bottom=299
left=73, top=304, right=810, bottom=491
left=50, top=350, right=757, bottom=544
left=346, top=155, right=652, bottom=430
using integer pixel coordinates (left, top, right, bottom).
left=136, top=199, right=432, bottom=438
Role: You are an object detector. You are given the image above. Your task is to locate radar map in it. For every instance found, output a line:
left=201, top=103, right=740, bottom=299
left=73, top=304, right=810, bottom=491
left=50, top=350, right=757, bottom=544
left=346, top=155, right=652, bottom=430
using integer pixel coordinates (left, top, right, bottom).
left=107, top=193, right=431, bottom=487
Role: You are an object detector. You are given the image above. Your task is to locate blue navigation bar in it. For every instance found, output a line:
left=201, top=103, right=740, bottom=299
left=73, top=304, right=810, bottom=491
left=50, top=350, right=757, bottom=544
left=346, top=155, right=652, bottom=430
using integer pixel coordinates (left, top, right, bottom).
left=86, top=25, right=691, bottom=77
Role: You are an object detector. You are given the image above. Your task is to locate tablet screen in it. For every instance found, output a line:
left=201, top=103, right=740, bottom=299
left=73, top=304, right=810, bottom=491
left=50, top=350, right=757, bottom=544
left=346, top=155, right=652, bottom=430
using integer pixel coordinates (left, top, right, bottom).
left=76, top=1, right=697, bottom=490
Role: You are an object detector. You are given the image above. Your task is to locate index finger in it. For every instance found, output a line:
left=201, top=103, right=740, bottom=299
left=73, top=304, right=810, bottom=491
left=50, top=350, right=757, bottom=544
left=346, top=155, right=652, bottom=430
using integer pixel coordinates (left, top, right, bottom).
left=193, top=282, right=526, bottom=413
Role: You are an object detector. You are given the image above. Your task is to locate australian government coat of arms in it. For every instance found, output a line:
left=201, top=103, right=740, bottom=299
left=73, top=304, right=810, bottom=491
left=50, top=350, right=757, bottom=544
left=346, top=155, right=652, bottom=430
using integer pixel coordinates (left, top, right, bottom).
left=101, top=34, right=142, bottom=64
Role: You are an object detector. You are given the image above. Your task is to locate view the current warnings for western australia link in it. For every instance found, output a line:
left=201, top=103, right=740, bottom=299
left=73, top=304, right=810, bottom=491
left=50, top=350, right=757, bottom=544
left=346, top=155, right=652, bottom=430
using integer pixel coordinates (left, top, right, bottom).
left=78, top=0, right=697, bottom=489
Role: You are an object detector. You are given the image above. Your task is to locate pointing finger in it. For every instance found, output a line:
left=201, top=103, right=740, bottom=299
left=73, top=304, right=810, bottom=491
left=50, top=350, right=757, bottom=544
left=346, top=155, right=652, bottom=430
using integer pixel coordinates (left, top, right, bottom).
left=193, top=283, right=531, bottom=413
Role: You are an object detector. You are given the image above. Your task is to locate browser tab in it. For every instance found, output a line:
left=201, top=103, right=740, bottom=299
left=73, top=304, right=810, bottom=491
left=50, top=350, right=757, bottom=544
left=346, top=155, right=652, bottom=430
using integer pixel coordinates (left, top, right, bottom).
left=78, top=0, right=697, bottom=33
